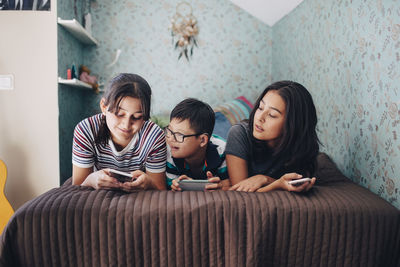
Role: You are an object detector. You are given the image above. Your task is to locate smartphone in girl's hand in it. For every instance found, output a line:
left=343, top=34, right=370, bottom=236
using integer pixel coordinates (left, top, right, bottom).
left=109, top=169, right=133, bottom=183
left=288, top=177, right=312, bottom=186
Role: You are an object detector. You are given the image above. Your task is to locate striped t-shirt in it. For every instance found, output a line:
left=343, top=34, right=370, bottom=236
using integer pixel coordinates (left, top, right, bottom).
left=73, top=114, right=166, bottom=173
left=166, top=135, right=228, bottom=187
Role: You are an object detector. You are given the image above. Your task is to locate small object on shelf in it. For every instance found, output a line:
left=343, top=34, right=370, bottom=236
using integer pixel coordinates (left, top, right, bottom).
left=67, top=69, right=72, bottom=79
left=57, top=17, right=98, bottom=45
left=71, top=64, right=78, bottom=79
left=79, top=65, right=99, bottom=93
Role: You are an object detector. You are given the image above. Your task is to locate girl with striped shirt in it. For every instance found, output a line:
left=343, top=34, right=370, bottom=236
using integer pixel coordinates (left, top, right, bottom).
left=72, top=73, right=167, bottom=191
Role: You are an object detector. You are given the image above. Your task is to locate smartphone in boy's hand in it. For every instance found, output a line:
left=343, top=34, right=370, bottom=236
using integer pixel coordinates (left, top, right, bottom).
left=179, top=180, right=210, bottom=191
left=109, top=169, right=134, bottom=183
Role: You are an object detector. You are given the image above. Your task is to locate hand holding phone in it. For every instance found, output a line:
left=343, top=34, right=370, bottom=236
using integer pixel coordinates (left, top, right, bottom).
left=288, top=177, right=312, bottom=186
left=109, top=169, right=133, bottom=183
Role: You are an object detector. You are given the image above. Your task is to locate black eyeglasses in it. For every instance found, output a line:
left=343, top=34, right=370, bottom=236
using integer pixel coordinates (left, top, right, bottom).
left=164, top=127, right=203, bottom=143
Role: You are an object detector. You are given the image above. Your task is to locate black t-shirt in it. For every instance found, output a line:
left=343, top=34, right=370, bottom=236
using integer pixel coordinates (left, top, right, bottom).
left=225, top=121, right=287, bottom=179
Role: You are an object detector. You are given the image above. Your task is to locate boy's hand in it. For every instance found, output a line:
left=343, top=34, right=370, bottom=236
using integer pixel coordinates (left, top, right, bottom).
left=205, top=171, right=222, bottom=191
left=171, top=175, right=192, bottom=191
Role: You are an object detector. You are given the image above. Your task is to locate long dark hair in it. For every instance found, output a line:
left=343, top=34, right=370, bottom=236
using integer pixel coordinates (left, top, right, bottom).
left=95, top=73, right=152, bottom=145
left=248, top=80, right=320, bottom=176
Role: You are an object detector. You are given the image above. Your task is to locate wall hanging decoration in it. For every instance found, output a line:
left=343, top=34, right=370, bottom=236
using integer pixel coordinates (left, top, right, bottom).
left=169, top=2, right=199, bottom=61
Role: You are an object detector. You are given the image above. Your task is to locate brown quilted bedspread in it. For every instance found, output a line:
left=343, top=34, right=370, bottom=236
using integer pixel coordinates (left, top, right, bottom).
left=1, top=155, right=399, bottom=267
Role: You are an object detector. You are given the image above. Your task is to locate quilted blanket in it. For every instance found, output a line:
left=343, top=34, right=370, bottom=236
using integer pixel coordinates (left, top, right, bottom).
left=1, top=154, right=399, bottom=267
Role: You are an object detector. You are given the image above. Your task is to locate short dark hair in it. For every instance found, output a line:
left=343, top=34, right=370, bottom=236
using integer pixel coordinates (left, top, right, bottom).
left=249, top=80, right=320, bottom=176
left=170, top=98, right=215, bottom=136
left=96, top=73, right=152, bottom=145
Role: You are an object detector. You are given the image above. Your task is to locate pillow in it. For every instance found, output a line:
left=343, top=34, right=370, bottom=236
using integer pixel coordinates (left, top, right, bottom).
left=213, top=112, right=232, bottom=140
left=62, top=177, right=73, bottom=186
left=213, top=96, right=253, bottom=139
left=214, top=96, right=253, bottom=125
left=315, top=153, right=350, bottom=185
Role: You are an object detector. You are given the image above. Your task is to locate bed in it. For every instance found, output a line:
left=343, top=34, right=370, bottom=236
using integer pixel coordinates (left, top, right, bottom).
left=1, top=153, right=399, bottom=267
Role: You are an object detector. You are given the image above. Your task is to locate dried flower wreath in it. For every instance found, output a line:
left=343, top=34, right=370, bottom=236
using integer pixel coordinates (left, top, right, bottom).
left=169, top=2, right=199, bottom=60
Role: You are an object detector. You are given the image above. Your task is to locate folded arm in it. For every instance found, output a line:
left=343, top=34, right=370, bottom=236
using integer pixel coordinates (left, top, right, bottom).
left=226, top=154, right=275, bottom=192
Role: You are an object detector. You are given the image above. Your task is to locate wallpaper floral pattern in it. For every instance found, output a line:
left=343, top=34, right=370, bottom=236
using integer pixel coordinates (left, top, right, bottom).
left=272, top=0, right=400, bottom=208
left=84, top=0, right=272, bottom=116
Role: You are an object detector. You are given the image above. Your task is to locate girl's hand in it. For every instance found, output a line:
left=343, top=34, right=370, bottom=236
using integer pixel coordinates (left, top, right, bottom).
left=120, top=170, right=152, bottom=192
left=171, top=175, right=192, bottom=191
left=205, top=171, right=222, bottom=191
left=82, top=169, right=121, bottom=190
left=264, top=173, right=316, bottom=192
left=229, top=175, right=269, bottom=192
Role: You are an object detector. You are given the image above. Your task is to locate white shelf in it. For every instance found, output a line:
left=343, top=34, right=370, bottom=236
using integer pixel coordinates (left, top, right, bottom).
left=57, top=17, right=98, bottom=45
left=58, top=77, right=92, bottom=89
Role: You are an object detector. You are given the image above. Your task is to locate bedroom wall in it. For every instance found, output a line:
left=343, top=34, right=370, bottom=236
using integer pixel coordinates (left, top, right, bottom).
left=57, top=0, right=273, bottom=181
left=84, top=0, right=272, bottom=115
left=0, top=1, right=59, bottom=209
left=58, top=0, right=99, bottom=182
left=272, top=0, right=400, bottom=209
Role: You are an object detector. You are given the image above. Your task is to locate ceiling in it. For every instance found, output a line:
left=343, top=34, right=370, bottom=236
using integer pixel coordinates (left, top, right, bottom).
left=229, top=0, right=304, bottom=26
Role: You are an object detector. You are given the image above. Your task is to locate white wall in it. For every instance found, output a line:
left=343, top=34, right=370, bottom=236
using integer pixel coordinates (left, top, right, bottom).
left=0, top=2, right=59, bottom=210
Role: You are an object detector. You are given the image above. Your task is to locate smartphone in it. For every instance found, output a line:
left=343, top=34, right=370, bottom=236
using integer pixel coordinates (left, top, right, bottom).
left=288, top=177, right=312, bottom=186
left=109, top=169, right=133, bottom=183
left=179, top=180, right=210, bottom=191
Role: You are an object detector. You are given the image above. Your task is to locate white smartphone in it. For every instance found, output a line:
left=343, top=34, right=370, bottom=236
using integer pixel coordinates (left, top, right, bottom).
left=109, top=169, right=133, bottom=183
left=288, top=177, right=312, bottom=186
left=179, top=180, right=210, bottom=191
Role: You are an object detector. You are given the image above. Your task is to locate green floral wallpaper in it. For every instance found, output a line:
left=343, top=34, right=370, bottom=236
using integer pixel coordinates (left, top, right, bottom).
left=84, top=0, right=272, bottom=115
left=272, top=0, right=400, bottom=208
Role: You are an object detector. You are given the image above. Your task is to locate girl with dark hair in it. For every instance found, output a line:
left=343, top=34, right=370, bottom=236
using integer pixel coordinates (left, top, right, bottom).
left=225, top=80, right=320, bottom=192
left=72, top=73, right=167, bottom=191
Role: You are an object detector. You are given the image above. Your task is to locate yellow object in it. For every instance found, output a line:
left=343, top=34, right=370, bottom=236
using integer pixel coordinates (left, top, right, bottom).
left=0, top=160, right=14, bottom=234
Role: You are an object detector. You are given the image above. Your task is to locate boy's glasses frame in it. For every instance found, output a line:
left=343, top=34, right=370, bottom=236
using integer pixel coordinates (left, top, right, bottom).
left=164, top=127, right=203, bottom=143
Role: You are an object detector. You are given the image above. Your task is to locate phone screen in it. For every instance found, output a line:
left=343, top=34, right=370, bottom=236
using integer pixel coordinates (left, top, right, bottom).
left=109, top=170, right=133, bottom=183
left=179, top=180, right=210, bottom=191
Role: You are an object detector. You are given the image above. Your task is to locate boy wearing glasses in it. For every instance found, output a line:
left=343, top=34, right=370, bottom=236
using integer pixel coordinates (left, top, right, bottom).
left=165, top=98, right=230, bottom=190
